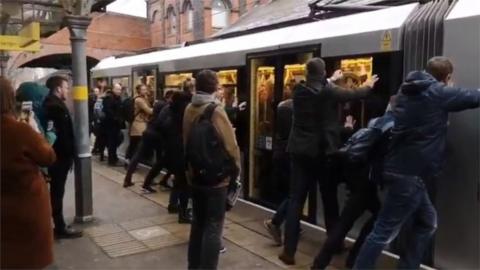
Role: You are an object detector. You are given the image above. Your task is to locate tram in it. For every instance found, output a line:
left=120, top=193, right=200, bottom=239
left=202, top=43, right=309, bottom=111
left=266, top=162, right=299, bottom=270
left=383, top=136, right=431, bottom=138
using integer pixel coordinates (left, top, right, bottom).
left=90, top=0, right=480, bottom=268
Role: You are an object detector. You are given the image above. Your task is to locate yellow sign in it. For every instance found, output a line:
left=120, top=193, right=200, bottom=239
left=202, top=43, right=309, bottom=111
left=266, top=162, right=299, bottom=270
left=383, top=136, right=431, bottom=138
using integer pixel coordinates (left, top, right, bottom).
left=0, top=22, right=41, bottom=52
left=381, top=30, right=393, bottom=51
left=73, top=86, right=88, bottom=101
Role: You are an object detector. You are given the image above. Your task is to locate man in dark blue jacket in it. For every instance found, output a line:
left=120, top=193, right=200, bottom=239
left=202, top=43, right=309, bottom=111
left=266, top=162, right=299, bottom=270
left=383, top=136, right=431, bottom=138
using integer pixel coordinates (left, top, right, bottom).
left=354, top=57, right=480, bottom=269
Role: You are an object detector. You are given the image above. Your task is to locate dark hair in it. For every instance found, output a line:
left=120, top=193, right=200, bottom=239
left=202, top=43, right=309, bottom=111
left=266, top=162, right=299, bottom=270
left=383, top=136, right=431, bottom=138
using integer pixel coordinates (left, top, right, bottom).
left=46, top=75, right=68, bottom=92
left=135, top=84, right=145, bottom=94
left=0, top=77, right=16, bottom=115
left=196, top=69, right=218, bottom=94
left=426, top=56, right=453, bottom=82
left=164, top=90, right=174, bottom=99
left=306, top=58, right=326, bottom=79
left=182, top=78, right=195, bottom=94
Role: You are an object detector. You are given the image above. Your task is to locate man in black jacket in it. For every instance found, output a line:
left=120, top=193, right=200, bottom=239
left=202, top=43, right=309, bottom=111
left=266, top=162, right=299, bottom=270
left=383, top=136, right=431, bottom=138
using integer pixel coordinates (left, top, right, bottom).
left=43, top=75, right=82, bottom=238
left=279, top=58, right=378, bottom=265
left=102, top=84, right=124, bottom=166
left=353, top=57, right=480, bottom=269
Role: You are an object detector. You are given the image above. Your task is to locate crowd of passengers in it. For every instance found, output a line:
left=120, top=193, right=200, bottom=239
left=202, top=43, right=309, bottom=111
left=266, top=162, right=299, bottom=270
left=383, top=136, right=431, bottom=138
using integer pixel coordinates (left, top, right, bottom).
left=1, top=55, right=479, bottom=270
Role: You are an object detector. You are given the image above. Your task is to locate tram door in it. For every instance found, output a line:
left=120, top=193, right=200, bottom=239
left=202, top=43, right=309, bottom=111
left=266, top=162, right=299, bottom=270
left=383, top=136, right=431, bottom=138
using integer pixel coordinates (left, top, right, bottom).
left=247, top=49, right=317, bottom=219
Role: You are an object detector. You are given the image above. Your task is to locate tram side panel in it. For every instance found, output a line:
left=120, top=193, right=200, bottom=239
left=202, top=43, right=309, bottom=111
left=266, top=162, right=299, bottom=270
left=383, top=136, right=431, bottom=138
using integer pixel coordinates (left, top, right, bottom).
left=437, top=11, right=480, bottom=270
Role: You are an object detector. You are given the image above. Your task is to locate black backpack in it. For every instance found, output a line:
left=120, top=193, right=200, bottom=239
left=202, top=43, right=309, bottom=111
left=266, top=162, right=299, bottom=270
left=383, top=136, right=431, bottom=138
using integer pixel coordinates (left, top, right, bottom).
left=186, top=103, right=238, bottom=186
left=121, top=96, right=138, bottom=123
left=338, top=115, right=394, bottom=163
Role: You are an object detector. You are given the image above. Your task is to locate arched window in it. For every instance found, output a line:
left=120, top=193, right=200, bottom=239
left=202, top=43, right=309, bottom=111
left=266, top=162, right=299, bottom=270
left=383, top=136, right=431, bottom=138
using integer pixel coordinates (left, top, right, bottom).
left=166, top=5, right=177, bottom=35
left=183, top=0, right=194, bottom=32
left=211, top=0, right=230, bottom=30
left=151, top=10, right=159, bottom=23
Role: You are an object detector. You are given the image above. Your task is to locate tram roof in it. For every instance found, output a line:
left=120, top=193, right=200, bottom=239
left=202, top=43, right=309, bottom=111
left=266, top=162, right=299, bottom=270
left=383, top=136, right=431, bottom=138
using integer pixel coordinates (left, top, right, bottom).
left=92, top=3, right=417, bottom=77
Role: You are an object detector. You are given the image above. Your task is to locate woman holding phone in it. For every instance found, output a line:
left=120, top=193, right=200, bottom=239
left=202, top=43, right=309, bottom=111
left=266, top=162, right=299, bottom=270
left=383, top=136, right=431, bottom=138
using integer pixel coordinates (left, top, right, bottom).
left=1, top=77, right=57, bottom=269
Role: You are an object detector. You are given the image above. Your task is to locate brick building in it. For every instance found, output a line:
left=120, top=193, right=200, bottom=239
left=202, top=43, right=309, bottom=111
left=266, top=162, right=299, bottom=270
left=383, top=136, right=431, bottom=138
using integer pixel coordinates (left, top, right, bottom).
left=147, top=0, right=270, bottom=47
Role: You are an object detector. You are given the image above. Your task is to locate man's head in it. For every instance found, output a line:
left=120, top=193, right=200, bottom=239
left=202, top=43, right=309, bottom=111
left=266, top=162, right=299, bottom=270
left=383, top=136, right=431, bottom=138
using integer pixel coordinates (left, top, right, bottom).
left=196, top=70, right=218, bottom=94
left=113, top=83, right=122, bottom=96
left=164, top=90, right=174, bottom=103
left=183, top=78, right=196, bottom=94
left=135, top=84, right=148, bottom=97
left=306, top=58, right=326, bottom=81
left=426, top=56, right=454, bottom=84
left=46, top=75, right=69, bottom=101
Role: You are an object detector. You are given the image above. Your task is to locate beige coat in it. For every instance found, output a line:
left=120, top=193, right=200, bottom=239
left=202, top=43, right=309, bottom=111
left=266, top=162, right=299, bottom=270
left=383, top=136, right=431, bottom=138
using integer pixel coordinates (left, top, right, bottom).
left=130, top=96, right=153, bottom=136
left=183, top=103, right=241, bottom=187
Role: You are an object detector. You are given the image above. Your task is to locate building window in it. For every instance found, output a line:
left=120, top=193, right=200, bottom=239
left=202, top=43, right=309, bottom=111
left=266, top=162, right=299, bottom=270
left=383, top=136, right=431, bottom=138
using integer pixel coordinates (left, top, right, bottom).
left=166, top=5, right=177, bottom=35
left=183, top=0, right=194, bottom=32
left=212, top=0, right=229, bottom=30
left=151, top=10, right=159, bottom=23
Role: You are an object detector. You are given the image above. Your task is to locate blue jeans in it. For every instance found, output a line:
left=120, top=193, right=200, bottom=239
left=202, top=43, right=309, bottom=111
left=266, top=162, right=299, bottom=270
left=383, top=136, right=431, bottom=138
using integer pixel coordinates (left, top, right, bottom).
left=353, top=173, right=437, bottom=270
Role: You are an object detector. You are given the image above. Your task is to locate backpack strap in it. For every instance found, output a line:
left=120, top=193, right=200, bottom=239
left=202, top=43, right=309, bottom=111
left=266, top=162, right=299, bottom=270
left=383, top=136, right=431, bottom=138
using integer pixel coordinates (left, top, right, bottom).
left=201, top=103, right=217, bottom=120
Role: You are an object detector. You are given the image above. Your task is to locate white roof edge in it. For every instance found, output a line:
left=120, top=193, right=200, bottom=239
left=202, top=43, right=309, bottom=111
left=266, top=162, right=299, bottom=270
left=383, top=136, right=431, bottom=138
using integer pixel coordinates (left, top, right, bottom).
left=446, top=0, right=480, bottom=20
left=92, top=3, right=417, bottom=72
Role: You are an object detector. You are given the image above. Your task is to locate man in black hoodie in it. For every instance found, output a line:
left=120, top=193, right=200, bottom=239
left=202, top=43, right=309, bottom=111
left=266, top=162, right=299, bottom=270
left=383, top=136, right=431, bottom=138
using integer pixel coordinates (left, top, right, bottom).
left=354, top=57, right=480, bottom=269
left=279, top=58, right=378, bottom=265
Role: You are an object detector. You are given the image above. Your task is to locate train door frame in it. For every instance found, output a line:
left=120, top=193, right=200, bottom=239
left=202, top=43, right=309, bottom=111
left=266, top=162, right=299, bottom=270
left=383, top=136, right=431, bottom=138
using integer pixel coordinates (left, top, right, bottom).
left=245, top=44, right=321, bottom=222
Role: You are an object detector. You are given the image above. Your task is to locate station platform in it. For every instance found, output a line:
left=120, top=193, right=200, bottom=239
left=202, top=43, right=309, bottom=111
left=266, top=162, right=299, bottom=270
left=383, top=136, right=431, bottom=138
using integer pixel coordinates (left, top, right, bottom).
left=52, top=158, right=401, bottom=270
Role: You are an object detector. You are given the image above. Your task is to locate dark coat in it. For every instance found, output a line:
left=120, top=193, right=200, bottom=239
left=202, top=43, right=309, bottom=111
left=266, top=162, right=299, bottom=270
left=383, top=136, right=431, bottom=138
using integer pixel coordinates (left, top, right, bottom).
left=158, top=93, right=191, bottom=173
left=43, top=94, right=75, bottom=161
left=287, top=81, right=370, bottom=157
left=143, top=99, right=168, bottom=142
left=273, top=99, right=293, bottom=157
left=102, top=91, right=124, bottom=130
left=384, top=71, right=480, bottom=178
left=1, top=115, right=56, bottom=269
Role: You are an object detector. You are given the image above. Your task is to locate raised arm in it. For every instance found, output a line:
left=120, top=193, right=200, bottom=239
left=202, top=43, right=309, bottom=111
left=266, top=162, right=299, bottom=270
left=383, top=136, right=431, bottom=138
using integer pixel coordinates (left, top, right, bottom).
left=440, top=86, right=480, bottom=112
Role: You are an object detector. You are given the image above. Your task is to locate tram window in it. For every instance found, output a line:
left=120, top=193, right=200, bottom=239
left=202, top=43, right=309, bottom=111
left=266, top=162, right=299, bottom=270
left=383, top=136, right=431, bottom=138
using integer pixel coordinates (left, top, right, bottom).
left=164, top=73, right=193, bottom=92
left=283, top=64, right=306, bottom=100
left=327, top=57, right=374, bottom=128
left=134, top=68, right=157, bottom=101
left=217, top=70, right=237, bottom=102
left=112, top=76, right=130, bottom=97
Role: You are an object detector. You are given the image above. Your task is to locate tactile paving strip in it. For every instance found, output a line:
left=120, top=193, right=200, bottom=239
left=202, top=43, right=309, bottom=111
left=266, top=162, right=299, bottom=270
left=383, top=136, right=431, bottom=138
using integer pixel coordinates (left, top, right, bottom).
left=142, top=234, right=187, bottom=249
left=92, top=231, right=135, bottom=247
left=102, top=240, right=150, bottom=258
left=85, top=223, right=124, bottom=237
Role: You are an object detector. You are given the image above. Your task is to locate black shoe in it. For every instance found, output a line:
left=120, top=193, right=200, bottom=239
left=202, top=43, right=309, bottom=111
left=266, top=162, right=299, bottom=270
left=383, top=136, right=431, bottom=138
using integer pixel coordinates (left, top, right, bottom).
left=278, top=252, right=295, bottom=265
left=54, top=226, right=83, bottom=239
left=178, top=208, right=192, bottom=224
left=167, top=204, right=179, bottom=214
left=142, top=185, right=157, bottom=193
left=123, top=181, right=134, bottom=188
left=264, top=219, right=282, bottom=246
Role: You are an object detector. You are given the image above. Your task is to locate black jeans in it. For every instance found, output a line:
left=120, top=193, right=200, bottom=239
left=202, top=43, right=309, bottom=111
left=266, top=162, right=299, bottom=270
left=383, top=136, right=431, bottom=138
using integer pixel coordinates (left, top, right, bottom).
left=283, top=154, right=339, bottom=257
left=313, top=167, right=381, bottom=269
left=48, top=158, right=73, bottom=231
left=172, top=171, right=189, bottom=211
left=106, top=128, right=121, bottom=164
left=124, top=137, right=162, bottom=185
left=188, top=186, right=227, bottom=270
left=126, top=135, right=142, bottom=160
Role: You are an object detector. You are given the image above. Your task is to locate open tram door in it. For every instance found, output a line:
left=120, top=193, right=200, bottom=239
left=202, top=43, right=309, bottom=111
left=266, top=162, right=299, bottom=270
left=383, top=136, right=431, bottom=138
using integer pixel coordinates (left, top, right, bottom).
left=246, top=45, right=320, bottom=222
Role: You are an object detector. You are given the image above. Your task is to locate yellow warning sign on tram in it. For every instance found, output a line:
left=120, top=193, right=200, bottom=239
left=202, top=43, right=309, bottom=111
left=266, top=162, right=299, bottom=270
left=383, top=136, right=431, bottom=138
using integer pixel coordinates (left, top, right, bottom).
left=0, top=22, right=40, bottom=52
left=381, top=30, right=393, bottom=51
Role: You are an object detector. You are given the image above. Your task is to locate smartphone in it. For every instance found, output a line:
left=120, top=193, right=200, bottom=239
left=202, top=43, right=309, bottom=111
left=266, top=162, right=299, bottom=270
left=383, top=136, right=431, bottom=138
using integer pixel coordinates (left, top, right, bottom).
left=20, top=101, right=33, bottom=122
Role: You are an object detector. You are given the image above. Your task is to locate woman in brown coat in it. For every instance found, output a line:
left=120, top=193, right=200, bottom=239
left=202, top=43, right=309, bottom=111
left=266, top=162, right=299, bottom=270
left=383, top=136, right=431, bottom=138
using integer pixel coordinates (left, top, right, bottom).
left=125, top=84, right=153, bottom=161
left=1, top=77, right=57, bottom=269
